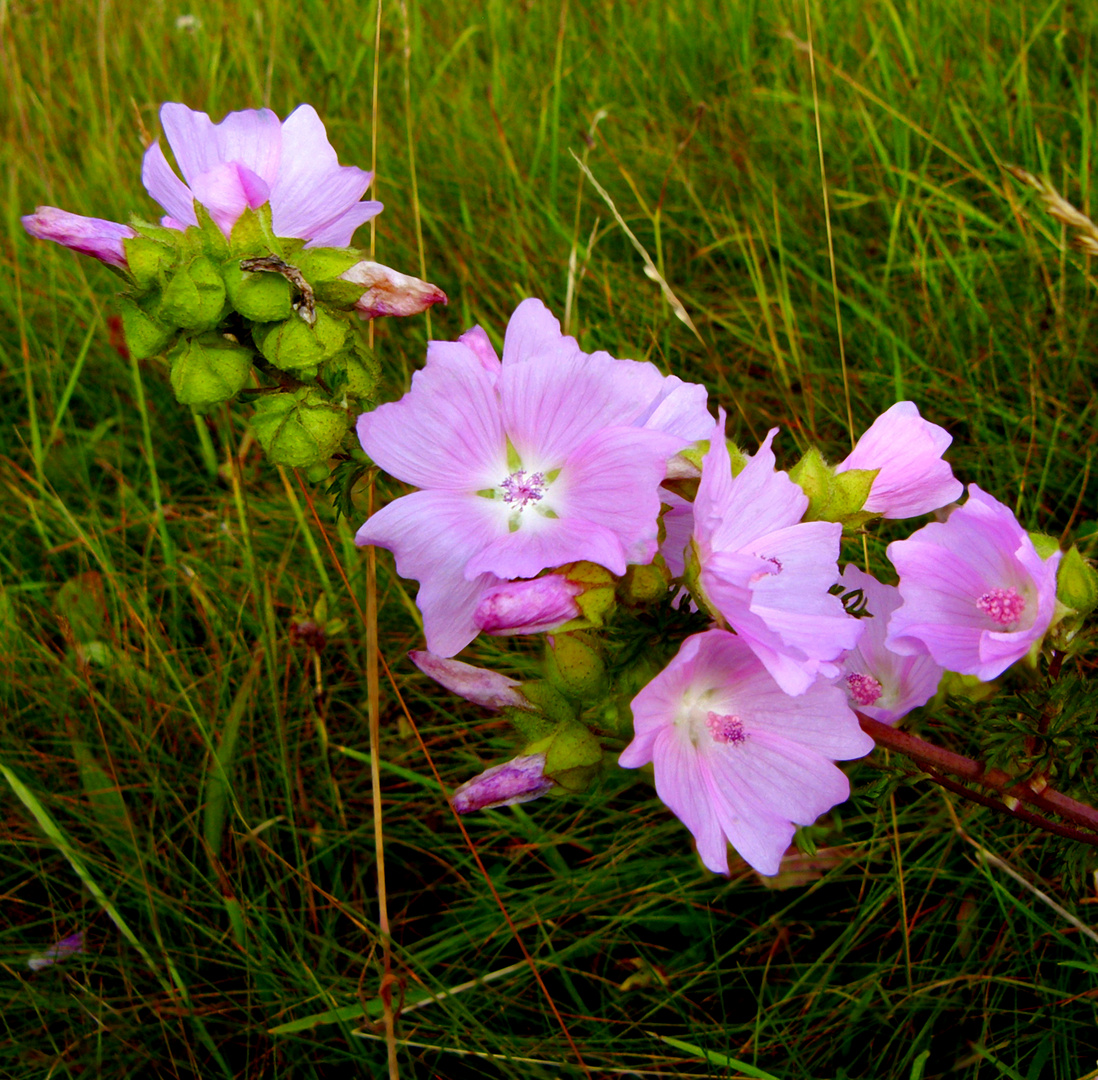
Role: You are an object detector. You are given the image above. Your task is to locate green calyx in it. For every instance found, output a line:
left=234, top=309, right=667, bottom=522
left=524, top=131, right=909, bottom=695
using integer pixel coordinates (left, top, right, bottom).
left=167, top=333, right=254, bottom=409
left=547, top=631, right=607, bottom=699
left=788, top=447, right=879, bottom=529
left=117, top=296, right=176, bottom=360
left=223, top=262, right=294, bottom=323
left=525, top=722, right=603, bottom=793
left=253, top=309, right=348, bottom=372
left=158, top=254, right=228, bottom=332
left=1057, top=545, right=1098, bottom=617
left=618, top=561, right=672, bottom=607
left=250, top=388, right=352, bottom=468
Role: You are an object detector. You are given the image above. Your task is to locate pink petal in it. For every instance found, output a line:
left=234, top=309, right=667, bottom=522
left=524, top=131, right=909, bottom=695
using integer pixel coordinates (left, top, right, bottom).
left=305, top=199, right=383, bottom=248
left=409, top=650, right=527, bottom=709
left=189, top=161, right=271, bottom=235
left=343, top=261, right=447, bottom=319
left=356, top=489, right=502, bottom=657
left=458, top=325, right=501, bottom=373
left=158, top=102, right=221, bottom=184
left=141, top=141, right=199, bottom=228
left=474, top=576, right=583, bottom=635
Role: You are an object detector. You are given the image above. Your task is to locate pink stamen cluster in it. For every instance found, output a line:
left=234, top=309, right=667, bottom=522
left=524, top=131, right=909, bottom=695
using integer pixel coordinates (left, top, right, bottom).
left=500, top=469, right=547, bottom=509
left=976, top=586, right=1026, bottom=627
left=706, top=711, right=746, bottom=744
left=845, top=672, right=883, bottom=707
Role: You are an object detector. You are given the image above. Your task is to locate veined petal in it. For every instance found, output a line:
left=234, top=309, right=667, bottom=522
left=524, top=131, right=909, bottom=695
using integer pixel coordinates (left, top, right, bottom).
left=356, top=489, right=502, bottom=657
left=464, top=514, right=627, bottom=581
left=305, top=199, right=383, bottom=248
left=189, top=161, right=271, bottom=235
left=21, top=206, right=135, bottom=269
left=141, top=141, right=198, bottom=228
left=209, top=107, right=283, bottom=184
left=356, top=347, right=505, bottom=490
left=458, top=325, right=501, bottom=373
left=158, top=102, right=222, bottom=183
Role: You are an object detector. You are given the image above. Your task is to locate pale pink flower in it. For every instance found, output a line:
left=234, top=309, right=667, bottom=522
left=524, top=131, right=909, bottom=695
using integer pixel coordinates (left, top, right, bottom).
left=619, top=629, right=873, bottom=876
left=340, top=260, right=448, bottom=320
left=835, top=401, right=963, bottom=518
left=451, top=754, right=555, bottom=813
left=835, top=564, right=943, bottom=724
left=409, top=651, right=529, bottom=710
left=143, top=103, right=381, bottom=243
left=356, top=299, right=696, bottom=656
left=28, top=931, right=85, bottom=972
left=692, top=411, right=862, bottom=695
left=885, top=485, right=1061, bottom=681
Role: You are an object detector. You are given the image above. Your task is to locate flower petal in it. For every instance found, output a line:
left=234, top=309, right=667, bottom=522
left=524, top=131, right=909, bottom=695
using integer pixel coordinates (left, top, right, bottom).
left=141, top=140, right=198, bottom=228
left=21, top=206, right=135, bottom=269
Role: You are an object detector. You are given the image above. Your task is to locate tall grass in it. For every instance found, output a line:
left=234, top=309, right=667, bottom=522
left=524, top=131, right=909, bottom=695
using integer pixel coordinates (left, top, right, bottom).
left=2, top=0, right=1097, bottom=1076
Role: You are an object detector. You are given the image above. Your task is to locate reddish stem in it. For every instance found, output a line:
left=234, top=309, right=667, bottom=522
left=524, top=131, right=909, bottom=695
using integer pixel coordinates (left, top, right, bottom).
left=857, top=712, right=1098, bottom=848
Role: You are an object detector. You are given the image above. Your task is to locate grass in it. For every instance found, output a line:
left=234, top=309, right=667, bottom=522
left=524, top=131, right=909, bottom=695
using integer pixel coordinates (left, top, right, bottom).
left=2, top=0, right=1098, bottom=1076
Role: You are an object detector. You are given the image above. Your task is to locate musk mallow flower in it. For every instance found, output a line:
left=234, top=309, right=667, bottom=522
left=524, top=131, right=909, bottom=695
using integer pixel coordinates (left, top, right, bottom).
left=356, top=299, right=700, bottom=656
left=143, top=102, right=381, bottom=243
left=885, top=485, right=1061, bottom=681
left=24, top=103, right=381, bottom=267
left=690, top=410, right=862, bottom=696
left=473, top=575, right=583, bottom=636
left=834, top=401, right=963, bottom=519
left=835, top=564, right=943, bottom=724
left=619, top=629, right=874, bottom=876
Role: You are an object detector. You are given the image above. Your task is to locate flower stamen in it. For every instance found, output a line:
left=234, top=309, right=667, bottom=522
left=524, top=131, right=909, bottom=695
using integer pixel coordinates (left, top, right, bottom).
left=976, top=586, right=1026, bottom=628
left=499, top=469, right=548, bottom=510
left=706, top=711, right=746, bottom=744
left=846, top=672, right=883, bottom=707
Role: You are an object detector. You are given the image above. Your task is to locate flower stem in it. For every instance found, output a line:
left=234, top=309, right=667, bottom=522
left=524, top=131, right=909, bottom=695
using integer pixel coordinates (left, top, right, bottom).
left=857, top=712, right=1098, bottom=847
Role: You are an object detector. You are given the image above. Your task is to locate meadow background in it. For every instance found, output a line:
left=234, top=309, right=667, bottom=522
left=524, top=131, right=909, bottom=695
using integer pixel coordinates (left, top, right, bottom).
left=3, top=0, right=1098, bottom=1076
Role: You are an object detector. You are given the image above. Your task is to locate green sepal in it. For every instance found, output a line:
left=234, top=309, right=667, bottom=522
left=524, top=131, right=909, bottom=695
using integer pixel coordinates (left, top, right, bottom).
left=1028, top=531, right=1061, bottom=562
left=320, top=340, right=381, bottom=410
left=503, top=703, right=558, bottom=744
left=250, top=388, right=352, bottom=468
left=789, top=446, right=879, bottom=527
left=253, top=309, right=348, bottom=372
left=223, top=261, right=294, bottom=322
left=295, top=246, right=361, bottom=284
left=555, top=561, right=616, bottom=628
left=515, top=680, right=576, bottom=725
left=682, top=537, right=723, bottom=624
left=229, top=204, right=280, bottom=260
left=1057, top=545, right=1098, bottom=617
left=159, top=254, right=228, bottom=332
left=530, top=722, right=603, bottom=792
left=117, top=296, right=176, bottom=360
left=123, top=231, right=182, bottom=291
left=618, top=561, right=672, bottom=607
left=167, top=332, right=253, bottom=409
left=193, top=202, right=231, bottom=260
left=546, top=631, right=606, bottom=699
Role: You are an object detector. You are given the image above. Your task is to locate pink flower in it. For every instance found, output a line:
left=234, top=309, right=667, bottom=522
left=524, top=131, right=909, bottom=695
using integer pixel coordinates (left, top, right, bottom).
left=21, top=207, right=136, bottom=269
left=143, top=103, right=381, bottom=243
left=409, top=651, right=529, bottom=710
left=28, top=931, right=85, bottom=972
left=356, top=299, right=694, bottom=656
left=835, top=401, right=963, bottom=519
left=885, top=485, right=1061, bottom=681
left=835, top=564, right=943, bottom=724
left=474, top=575, right=583, bottom=636
left=691, top=411, right=862, bottom=695
left=451, top=754, right=555, bottom=813
left=619, top=629, right=873, bottom=876
left=340, top=260, right=448, bottom=321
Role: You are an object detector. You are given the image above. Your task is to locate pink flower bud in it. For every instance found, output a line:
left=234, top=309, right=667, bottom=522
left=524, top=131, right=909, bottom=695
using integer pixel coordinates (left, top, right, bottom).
left=474, top=576, right=583, bottom=636
left=22, top=206, right=135, bottom=270
left=341, top=260, right=448, bottom=320
left=409, top=650, right=528, bottom=710
left=28, top=931, right=85, bottom=971
left=451, top=754, right=554, bottom=813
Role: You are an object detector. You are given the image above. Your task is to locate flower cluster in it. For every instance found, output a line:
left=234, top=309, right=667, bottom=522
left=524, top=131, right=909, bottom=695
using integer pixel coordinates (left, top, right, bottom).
left=22, top=103, right=446, bottom=474
left=362, top=299, right=1080, bottom=876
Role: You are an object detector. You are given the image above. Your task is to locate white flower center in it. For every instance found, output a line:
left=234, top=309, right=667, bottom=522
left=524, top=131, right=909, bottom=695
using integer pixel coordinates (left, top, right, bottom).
left=706, top=711, right=746, bottom=745
left=976, top=586, right=1026, bottom=628
left=846, top=672, right=883, bottom=707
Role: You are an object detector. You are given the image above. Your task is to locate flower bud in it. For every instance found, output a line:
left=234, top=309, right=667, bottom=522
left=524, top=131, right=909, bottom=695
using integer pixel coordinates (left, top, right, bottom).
left=158, top=255, right=228, bottom=332
left=123, top=227, right=183, bottom=289
left=251, top=388, right=352, bottom=467
left=253, top=308, right=348, bottom=372
left=22, top=206, right=134, bottom=271
left=530, top=721, right=604, bottom=793
left=546, top=631, right=606, bottom=699
left=474, top=576, right=583, bottom=636
left=1057, top=545, right=1098, bottom=618
left=340, top=260, right=448, bottom=320
left=223, top=261, right=294, bottom=322
left=451, top=754, right=554, bottom=813
left=409, top=650, right=530, bottom=710
left=167, top=332, right=254, bottom=408
left=117, top=296, right=175, bottom=360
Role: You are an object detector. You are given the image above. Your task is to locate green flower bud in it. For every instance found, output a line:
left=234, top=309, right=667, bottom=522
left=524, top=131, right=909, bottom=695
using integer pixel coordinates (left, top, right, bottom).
left=539, top=721, right=603, bottom=792
left=117, top=296, right=176, bottom=360
left=253, top=309, right=348, bottom=372
left=250, top=388, right=352, bottom=468
left=515, top=680, right=576, bottom=727
left=320, top=343, right=381, bottom=408
left=547, top=631, right=606, bottom=699
left=1057, top=545, right=1098, bottom=619
left=168, top=332, right=253, bottom=409
left=618, top=561, right=672, bottom=607
left=123, top=229, right=182, bottom=291
left=158, top=255, right=228, bottom=332
left=223, top=261, right=294, bottom=322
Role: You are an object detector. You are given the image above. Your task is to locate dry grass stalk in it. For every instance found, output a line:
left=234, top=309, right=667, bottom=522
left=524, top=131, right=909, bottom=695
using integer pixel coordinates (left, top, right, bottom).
left=1007, top=164, right=1098, bottom=256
